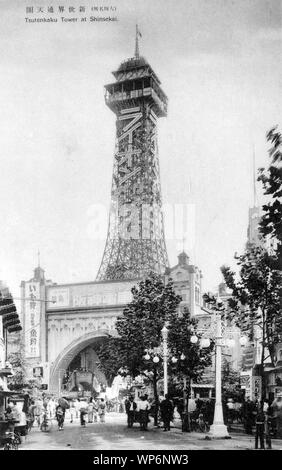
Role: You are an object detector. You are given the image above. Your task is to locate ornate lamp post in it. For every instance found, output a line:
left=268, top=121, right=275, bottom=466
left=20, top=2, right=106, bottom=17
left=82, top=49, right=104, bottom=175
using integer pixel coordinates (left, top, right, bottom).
left=210, top=313, right=229, bottom=438
left=144, top=328, right=191, bottom=431
left=194, top=302, right=248, bottom=439
left=145, top=324, right=177, bottom=397
left=161, top=325, right=168, bottom=396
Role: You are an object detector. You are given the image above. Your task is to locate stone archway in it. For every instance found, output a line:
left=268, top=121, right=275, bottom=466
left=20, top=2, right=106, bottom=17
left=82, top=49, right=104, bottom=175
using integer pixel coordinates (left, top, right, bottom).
left=49, top=329, right=114, bottom=395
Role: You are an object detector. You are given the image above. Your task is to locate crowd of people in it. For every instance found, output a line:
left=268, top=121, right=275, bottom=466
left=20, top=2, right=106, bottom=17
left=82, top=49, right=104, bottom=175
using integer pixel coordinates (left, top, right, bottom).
left=124, top=393, right=174, bottom=431
left=124, top=392, right=282, bottom=444
left=1, top=394, right=110, bottom=439
left=2, top=390, right=282, bottom=448
left=27, top=395, right=109, bottom=430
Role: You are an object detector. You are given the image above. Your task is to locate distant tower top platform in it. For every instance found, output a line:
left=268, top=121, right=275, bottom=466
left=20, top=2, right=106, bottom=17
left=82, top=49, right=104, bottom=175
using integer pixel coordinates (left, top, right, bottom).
left=104, top=26, right=168, bottom=118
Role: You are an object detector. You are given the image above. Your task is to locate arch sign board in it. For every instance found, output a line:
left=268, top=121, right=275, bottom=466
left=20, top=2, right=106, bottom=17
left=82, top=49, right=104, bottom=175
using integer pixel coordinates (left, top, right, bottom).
left=46, top=280, right=136, bottom=311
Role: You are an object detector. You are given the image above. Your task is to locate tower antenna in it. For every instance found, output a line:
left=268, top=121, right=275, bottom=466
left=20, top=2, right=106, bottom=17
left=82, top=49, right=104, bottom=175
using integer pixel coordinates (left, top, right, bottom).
left=37, top=249, right=40, bottom=268
left=135, top=24, right=141, bottom=58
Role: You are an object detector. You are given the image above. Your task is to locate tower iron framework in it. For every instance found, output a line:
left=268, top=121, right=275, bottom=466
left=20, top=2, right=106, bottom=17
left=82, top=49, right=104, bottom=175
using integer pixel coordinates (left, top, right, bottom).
left=96, top=32, right=169, bottom=281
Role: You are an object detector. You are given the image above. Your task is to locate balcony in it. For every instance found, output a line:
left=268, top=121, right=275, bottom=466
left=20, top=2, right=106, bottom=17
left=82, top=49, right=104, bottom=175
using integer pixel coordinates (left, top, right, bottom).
left=105, top=87, right=167, bottom=117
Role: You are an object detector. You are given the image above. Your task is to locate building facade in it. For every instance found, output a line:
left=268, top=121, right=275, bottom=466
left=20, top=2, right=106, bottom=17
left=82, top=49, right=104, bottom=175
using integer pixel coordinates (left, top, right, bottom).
left=165, top=251, right=203, bottom=317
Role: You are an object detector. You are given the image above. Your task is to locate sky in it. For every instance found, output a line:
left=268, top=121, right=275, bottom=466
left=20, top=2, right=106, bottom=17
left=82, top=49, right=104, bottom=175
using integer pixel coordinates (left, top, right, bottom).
left=0, top=0, right=281, bottom=305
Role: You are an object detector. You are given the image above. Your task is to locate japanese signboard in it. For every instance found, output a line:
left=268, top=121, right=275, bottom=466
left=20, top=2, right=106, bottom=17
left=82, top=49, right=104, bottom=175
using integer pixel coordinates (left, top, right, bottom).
left=252, top=376, right=262, bottom=401
left=25, top=282, right=40, bottom=358
left=46, top=281, right=134, bottom=310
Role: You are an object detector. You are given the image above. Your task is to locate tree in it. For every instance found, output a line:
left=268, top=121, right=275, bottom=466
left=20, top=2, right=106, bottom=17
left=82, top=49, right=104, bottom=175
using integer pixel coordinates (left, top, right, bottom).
left=221, top=245, right=281, bottom=409
left=97, top=273, right=212, bottom=427
left=222, top=359, right=241, bottom=401
left=168, top=306, right=212, bottom=388
left=168, top=306, right=213, bottom=430
left=220, top=127, right=282, bottom=411
left=7, top=341, right=41, bottom=392
left=97, top=273, right=181, bottom=425
left=7, top=350, right=27, bottom=391
left=258, top=126, right=282, bottom=267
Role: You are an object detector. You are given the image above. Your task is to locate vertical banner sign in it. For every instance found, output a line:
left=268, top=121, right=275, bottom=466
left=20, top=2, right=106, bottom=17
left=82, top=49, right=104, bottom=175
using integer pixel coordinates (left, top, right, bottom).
left=25, top=282, right=40, bottom=358
left=252, top=376, right=262, bottom=401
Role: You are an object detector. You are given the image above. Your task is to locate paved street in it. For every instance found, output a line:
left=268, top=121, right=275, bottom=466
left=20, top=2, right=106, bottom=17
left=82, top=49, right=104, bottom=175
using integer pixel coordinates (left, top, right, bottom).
left=17, top=412, right=282, bottom=450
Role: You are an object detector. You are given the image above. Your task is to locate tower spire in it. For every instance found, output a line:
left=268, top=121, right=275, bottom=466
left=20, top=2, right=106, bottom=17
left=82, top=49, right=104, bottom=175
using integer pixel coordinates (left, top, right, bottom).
left=135, top=24, right=141, bottom=58
left=253, top=145, right=258, bottom=207
left=37, top=249, right=40, bottom=268
left=182, top=235, right=186, bottom=252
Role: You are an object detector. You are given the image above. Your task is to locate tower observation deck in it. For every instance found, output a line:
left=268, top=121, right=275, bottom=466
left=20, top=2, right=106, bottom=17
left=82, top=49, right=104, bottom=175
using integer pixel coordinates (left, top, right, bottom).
left=96, top=32, right=169, bottom=281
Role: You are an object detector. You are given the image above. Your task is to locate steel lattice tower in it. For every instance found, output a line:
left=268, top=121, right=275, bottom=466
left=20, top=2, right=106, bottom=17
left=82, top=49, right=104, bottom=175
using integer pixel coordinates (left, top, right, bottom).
left=96, top=30, right=169, bottom=281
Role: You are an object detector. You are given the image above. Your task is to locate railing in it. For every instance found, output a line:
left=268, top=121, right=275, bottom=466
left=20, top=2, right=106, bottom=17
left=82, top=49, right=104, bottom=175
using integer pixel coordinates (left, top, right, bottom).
left=105, top=87, right=167, bottom=114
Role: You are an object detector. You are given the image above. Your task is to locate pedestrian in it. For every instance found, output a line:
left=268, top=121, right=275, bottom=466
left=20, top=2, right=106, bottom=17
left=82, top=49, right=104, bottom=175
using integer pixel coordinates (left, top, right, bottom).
left=88, top=397, right=94, bottom=423
left=98, top=398, right=106, bottom=423
left=69, top=400, right=75, bottom=423
left=74, top=398, right=80, bottom=419
left=93, top=398, right=98, bottom=422
left=79, top=398, right=88, bottom=427
left=34, top=398, right=43, bottom=427
left=5, top=404, right=15, bottom=431
left=176, top=398, right=184, bottom=420
left=243, top=398, right=254, bottom=435
left=13, top=402, right=26, bottom=443
left=160, top=394, right=174, bottom=431
left=255, top=407, right=265, bottom=449
left=138, top=395, right=150, bottom=431
left=55, top=404, right=65, bottom=430
left=226, top=398, right=234, bottom=424
left=125, top=396, right=137, bottom=428
left=233, top=401, right=242, bottom=423
left=22, top=393, right=30, bottom=415
left=48, top=397, right=56, bottom=419
left=27, top=400, right=36, bottom=430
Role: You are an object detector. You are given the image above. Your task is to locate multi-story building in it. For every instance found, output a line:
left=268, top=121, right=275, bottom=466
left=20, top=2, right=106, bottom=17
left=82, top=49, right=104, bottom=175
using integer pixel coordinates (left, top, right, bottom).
left=0, top=282, right=22, bottom=416
left=165, top=251, right=203, bottom=317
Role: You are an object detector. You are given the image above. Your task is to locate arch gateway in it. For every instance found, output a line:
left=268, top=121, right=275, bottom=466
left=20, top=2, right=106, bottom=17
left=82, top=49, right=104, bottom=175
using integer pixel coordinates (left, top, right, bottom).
left=20, top=266, right=137, bottom=396
left=20, top=252, right=203, bottom=396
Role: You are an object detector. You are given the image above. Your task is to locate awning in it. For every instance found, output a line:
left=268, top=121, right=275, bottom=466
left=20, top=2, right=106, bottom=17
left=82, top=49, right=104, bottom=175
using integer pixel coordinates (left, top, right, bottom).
left=7, top=325, right=22, bottom=333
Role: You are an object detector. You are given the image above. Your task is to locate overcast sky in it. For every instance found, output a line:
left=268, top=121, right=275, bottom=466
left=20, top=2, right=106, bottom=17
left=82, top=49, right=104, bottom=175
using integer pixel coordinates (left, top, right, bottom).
left=0, top=0, right=281, bottom=303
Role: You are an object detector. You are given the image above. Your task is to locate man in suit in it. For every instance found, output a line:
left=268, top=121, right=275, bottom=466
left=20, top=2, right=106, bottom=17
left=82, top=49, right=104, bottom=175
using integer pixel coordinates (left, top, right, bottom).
left=160, top=394, right=174, bottom=431
left=125, top=396, right=137, bottom=428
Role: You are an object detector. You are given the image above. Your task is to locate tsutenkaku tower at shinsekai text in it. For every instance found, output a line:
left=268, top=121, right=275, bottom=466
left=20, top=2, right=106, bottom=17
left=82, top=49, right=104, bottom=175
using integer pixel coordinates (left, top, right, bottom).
left=96, top=29, right=169, bottom=281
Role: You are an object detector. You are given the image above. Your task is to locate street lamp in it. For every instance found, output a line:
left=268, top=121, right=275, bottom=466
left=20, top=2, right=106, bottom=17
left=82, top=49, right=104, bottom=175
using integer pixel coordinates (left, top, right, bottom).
left=239, top=335, right=248, bottom=347
left=161, top=325, right=168, bottom=395
left=195, top=310, right=248, bottom=439
left=143, top=325, right=170, bottom=396
left=209, top=313, right=229, bottom=438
